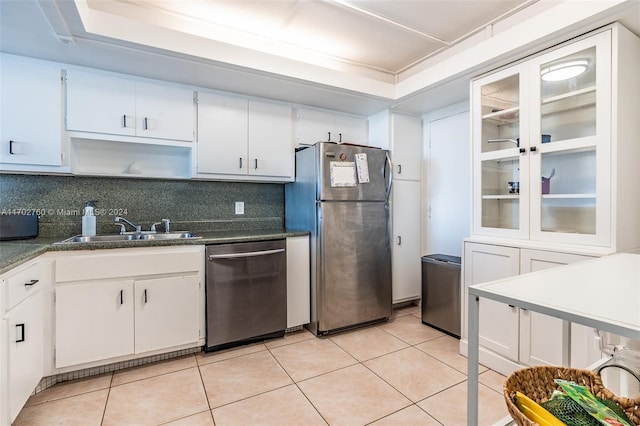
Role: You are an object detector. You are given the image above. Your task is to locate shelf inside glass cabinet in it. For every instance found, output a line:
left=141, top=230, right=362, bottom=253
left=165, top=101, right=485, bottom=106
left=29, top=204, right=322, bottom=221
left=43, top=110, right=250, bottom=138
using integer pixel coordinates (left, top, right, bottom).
left=482, top=106, right=520, bottom=125
left=541, top=197, right=596, bottom=234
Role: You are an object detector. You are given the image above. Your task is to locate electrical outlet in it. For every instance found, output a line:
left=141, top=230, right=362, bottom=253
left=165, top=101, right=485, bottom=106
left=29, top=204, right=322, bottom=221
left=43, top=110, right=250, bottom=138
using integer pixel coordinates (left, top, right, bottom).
left=235, top=201, right=244, bottom=215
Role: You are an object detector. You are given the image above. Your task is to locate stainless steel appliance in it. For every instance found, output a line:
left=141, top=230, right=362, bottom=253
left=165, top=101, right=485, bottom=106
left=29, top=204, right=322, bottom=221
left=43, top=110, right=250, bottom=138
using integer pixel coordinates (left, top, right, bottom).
left=421, top=254, right=461, bottom=338
left=205, top=239, right=286, bottom=352
left=285, top=142, right=392, bottom=335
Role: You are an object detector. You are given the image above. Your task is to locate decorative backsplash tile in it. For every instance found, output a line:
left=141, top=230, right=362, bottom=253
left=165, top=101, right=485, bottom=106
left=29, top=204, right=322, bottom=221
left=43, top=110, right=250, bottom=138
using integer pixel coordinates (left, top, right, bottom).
left=0, top=175, right=284, bottom=237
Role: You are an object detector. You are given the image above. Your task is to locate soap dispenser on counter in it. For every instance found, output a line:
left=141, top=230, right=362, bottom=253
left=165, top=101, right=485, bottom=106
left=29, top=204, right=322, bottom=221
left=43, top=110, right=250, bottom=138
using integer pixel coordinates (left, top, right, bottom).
left=82, top=200, right=97, bottom=236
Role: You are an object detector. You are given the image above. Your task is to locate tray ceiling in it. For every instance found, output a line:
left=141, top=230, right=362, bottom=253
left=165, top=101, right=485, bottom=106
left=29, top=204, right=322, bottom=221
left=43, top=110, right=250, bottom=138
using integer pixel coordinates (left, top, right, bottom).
left=82, top=0, right=535, bottom=77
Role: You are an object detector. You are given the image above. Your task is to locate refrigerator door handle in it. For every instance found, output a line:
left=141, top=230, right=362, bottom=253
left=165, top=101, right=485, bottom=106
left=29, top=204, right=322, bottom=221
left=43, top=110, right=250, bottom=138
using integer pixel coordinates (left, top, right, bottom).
left=384, top=151, right=393, bottom=201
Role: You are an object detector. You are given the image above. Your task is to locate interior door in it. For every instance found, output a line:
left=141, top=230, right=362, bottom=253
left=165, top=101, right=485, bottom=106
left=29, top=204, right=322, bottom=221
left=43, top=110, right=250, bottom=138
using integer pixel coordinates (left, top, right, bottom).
left=426, top=110, right=470, bottom=257
left=317, top=201, right=391, bottom=332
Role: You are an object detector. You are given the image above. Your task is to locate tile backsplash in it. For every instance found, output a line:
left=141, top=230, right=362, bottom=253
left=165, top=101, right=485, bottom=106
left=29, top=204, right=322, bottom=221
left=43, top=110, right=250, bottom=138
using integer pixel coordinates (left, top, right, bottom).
left=0, top=175, right=284, bottom=237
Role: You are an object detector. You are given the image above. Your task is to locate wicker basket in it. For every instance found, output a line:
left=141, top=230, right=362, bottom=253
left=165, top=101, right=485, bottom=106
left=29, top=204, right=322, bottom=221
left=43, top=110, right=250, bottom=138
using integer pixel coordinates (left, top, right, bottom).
left=503, top=366, right=640, bottom=425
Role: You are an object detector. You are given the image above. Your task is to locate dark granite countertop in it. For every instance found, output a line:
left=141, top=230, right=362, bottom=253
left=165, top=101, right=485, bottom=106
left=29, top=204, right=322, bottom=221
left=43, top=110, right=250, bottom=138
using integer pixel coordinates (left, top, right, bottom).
left=0, top=229, right=309, bottom=275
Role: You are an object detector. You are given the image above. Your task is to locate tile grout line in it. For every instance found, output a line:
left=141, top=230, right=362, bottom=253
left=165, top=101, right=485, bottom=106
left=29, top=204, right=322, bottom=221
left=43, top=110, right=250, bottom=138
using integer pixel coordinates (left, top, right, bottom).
left=99, top=373, right=114, bottom=426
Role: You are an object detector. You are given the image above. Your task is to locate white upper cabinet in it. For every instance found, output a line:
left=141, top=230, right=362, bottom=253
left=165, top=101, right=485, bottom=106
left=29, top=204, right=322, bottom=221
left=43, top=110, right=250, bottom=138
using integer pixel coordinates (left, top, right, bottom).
left=196, top=92, right=248, bottom=175
left=197, top=91, right=294, bottom=180
left=472, top=25, right=640, bottom=251
left=135, top=81, right=195, bottom=142
left=248, top=100, right=294, bottom=179
left=391, top=114, right=422, bottom=181
left=66, top=69, right=136, bottom=137
left=66, top=68, right=194, bottom=142
left=0, top=54, right=62, bottom=167
left=297, top=107, right=368, bottom=146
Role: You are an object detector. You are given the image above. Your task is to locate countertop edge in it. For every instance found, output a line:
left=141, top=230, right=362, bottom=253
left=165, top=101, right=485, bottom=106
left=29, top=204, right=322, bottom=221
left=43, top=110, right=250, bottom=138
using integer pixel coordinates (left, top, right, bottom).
left=0, top=230, right=310, bottom=275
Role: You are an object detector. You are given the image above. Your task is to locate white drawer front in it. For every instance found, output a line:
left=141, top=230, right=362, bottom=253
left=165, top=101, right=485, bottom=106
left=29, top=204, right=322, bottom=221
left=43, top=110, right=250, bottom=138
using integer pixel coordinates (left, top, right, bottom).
left=5, top=261, right=42, bottom=309
left=55, top=246, right=203, bottom=282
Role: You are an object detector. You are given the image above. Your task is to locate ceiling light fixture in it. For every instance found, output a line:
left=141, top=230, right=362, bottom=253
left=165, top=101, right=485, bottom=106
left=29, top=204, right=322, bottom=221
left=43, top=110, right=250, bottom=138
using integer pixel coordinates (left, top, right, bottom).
left=540, top=59, right=589, bottom=82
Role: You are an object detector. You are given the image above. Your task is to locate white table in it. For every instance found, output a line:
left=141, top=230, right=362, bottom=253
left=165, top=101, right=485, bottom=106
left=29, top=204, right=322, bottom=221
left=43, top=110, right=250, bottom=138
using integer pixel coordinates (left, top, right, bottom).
left=466, top=253, right=640, bottom=425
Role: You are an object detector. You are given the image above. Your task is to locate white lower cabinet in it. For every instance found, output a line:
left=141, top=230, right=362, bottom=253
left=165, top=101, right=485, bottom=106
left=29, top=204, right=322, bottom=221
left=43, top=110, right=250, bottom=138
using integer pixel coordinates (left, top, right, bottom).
left=134, top=276, right=200, bottom=354
left=0, top=259, right=46, bottom=425
left=463, top=241, right=597, bottom=375
left=391, top=180, right=422, bottom=303
left=55, top=275, right=200, bottom=368
left=53, top=246, right=203, bottom=370
left=55, top=280, right=135, bottom=368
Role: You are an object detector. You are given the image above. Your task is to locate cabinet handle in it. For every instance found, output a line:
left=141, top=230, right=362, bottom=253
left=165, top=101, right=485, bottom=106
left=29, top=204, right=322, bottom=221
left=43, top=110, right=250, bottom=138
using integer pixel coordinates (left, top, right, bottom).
left=254, top=159, right=258, bottom=170
left=24, top=279, right=39, bottom=287
left=120, top=290, right=124, bottom=305
left=239, top=158, right=243, bottom=169
left=530, top=146, right=537, bottom=152
left=143, top=117, right=148, bottom=130
left=397, top=164, right=402, bottom=174
left=338, top=133, right=342, bottom=142
left=328, top=132, right=331, bottom=141
left=508, top=304, right=516, bottom=308
left=519, top=148, right=526, bottom=154
left=16, top=324, right=25, bottom=343
left=144, top=289, right=148, bottom=303
left=9, top=140, right=15, bottom=155
left=122, top=115, right=127, bottom=128
left=397, top=236, right=402, bottom=246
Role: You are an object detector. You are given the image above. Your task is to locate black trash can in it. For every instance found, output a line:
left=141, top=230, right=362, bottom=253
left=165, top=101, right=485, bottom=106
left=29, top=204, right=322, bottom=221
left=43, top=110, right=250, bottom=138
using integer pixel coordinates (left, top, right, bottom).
left=421, top=254, right=461, bottom=338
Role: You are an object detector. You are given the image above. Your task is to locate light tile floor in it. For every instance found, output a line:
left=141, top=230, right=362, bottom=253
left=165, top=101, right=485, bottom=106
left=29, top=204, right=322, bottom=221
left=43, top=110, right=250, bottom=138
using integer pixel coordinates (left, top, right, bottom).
left=14, top=305, right=509, bottom=425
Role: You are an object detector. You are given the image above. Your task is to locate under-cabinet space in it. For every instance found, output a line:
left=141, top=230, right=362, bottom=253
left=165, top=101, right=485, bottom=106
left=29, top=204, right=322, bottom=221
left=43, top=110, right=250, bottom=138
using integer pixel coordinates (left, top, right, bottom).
left=70, top=138, right=192, bottom=179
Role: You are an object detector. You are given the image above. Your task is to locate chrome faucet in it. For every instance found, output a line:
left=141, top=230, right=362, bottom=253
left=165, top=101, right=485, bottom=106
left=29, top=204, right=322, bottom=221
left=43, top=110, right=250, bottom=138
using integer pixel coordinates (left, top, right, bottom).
left=114, top=216, right=141, bottom=234
left=150, top=218, right=171, bottom=233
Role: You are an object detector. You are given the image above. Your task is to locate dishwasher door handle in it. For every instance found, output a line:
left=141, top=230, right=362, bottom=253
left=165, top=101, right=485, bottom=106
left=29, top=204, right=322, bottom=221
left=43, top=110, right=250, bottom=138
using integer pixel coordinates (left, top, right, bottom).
left=208, top=248, right=285, bottom=260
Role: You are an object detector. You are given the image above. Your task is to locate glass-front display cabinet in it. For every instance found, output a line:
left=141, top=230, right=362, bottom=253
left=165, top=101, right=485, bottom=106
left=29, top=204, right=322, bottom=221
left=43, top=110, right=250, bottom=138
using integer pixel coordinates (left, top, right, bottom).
left=473, top=64, right=530, bottom=239
left=472, top=29, right=613, bottom=246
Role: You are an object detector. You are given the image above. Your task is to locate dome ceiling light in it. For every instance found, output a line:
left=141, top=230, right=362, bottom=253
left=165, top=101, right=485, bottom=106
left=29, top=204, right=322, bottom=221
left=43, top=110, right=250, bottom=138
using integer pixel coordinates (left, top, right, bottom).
left=541, top=59, right=589, bottom=82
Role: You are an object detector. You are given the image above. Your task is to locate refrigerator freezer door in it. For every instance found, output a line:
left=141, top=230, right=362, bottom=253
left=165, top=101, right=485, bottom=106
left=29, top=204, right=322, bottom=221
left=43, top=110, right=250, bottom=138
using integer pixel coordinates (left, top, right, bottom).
left=316, top=200, right=392, bottom=333
left=318, top=143, right=391, bottom=202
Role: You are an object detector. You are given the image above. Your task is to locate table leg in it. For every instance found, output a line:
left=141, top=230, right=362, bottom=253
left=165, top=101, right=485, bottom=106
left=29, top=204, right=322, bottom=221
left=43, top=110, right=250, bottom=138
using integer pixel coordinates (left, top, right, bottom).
left=468, top=294, right=480, bottom=425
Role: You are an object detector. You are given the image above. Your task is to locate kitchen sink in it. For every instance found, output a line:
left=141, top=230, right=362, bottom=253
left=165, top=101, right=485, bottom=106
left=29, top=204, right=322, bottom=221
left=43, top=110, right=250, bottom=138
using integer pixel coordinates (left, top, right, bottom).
left=136, top=232, right=199, bottom=240
left=55, top=232, right=200, bottom=244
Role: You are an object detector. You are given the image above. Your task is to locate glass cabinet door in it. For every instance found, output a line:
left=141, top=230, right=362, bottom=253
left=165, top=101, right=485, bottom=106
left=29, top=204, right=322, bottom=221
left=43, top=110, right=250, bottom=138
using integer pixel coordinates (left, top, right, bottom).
left=473, top=65, right=530, bottom=238
left=528, top=31, right=611, bottom=245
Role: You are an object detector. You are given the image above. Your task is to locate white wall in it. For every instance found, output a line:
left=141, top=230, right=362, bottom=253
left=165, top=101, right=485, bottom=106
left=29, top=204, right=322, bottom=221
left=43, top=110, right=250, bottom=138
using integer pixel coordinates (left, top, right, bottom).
left=422, top=102, right=471, bottom=258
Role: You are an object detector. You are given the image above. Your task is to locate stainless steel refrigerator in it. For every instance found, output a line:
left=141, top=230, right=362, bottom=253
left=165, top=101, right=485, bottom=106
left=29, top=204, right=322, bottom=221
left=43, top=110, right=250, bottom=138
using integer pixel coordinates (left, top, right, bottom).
left=285, top=142, right=393, bottom=335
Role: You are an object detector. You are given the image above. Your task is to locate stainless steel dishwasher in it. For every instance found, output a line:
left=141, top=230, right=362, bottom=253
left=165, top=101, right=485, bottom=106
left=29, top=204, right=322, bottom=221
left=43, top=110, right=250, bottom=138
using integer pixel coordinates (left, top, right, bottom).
left=205, top=239, right=287, bottom=352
